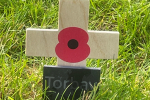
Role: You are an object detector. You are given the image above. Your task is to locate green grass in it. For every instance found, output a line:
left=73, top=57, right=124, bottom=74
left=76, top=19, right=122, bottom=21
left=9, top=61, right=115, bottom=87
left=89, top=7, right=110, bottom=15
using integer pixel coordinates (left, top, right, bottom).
left=0, top=0, right=150, bottom=99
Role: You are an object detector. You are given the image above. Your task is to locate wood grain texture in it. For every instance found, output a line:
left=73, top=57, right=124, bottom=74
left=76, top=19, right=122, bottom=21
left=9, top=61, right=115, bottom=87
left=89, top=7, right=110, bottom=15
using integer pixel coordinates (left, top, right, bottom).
left=26, top=28, right=58, bottom=57
left=59, top=0, right=89, bottom=30
left=57, top=59, right=86, bottom=67
left=26, top=29, right=119, bottom=59
left=88, top=30, right=119, bottom=59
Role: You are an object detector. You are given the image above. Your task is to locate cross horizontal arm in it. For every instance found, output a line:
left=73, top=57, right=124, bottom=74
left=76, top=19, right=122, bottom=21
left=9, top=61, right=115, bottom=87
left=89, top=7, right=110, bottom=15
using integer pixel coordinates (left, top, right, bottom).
left=88, top=30, right=119, bottom=59
left=26, top=28, right=59, bottom=57
left=26, top=29, right=119, bottom=59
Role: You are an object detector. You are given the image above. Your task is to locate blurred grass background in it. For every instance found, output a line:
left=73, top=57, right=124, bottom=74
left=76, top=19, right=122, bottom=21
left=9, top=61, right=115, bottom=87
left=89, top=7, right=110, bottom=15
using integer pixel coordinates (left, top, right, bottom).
left=0, top=0, right=150, bottom=100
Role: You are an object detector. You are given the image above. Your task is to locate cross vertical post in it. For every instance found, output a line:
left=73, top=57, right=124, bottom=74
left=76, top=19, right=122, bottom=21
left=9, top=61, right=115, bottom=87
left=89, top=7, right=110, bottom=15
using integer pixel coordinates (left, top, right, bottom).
left=57, top=0, right=90, bottom=66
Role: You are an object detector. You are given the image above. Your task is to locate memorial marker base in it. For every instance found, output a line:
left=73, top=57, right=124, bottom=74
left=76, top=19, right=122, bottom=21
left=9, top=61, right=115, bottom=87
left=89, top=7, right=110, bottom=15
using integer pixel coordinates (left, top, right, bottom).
left=43, top=65, right=100, bottom=100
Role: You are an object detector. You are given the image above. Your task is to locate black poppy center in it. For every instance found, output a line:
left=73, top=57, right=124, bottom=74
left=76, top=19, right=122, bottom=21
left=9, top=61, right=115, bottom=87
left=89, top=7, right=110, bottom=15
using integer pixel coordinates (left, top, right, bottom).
left=68, top=39, right=79, bottom=49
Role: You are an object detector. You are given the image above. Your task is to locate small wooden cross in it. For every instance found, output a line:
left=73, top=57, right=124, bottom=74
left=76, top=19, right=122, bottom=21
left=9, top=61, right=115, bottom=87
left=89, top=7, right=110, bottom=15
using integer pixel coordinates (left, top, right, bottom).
left=26, top=0, right=119, bottom=67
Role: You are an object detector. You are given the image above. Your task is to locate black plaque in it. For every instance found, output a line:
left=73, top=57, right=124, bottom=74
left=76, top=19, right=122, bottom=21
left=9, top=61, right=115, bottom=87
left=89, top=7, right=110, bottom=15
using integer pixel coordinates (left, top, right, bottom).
left=43, top=65, right=100, bottom=100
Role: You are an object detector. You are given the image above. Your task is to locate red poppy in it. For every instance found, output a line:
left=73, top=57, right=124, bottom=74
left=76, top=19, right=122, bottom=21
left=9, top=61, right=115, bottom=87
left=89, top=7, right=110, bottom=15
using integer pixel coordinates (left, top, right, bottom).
left=55, top=27, right=90, bottom=63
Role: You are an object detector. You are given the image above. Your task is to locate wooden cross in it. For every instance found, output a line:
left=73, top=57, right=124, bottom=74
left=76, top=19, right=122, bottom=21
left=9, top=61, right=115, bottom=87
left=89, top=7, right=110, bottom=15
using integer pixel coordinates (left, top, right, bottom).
left=26, top=0, right=119, bottom=67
